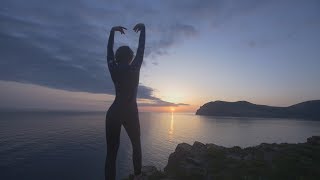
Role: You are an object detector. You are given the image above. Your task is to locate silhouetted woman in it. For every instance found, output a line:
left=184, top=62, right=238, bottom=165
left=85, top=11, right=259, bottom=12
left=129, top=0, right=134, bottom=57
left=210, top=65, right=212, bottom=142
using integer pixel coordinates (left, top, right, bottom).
left=105, top=23, right=145, bottom=180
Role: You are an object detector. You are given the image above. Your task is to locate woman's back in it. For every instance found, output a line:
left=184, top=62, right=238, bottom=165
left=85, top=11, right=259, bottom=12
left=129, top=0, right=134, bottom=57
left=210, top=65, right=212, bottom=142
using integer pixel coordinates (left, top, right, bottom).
left=110, top=64, right=140, bottom=104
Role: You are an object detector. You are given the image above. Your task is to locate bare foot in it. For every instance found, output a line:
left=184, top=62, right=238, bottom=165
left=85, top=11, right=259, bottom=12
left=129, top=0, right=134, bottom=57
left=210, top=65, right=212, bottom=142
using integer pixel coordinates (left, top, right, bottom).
left=133, top=173, right=142, bottom=180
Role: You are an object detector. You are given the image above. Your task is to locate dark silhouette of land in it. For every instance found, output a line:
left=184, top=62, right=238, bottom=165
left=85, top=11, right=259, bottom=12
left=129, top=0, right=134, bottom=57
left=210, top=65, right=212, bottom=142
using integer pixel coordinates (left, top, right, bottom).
left=196, top=100, right=320, bottom=120
left=125, top=136, right=320, bottom=179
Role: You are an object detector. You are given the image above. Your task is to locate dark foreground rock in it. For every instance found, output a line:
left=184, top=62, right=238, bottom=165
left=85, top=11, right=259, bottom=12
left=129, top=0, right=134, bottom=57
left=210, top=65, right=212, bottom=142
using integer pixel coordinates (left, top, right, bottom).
left=125, top=136, right=320, bottom=180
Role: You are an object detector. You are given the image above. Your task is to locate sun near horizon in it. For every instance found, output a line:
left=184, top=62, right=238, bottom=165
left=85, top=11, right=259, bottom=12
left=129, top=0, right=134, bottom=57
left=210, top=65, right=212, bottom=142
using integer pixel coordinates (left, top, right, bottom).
left=170, top=107, right=175, bottom=112
left=1, top=0, right=320, bottom=113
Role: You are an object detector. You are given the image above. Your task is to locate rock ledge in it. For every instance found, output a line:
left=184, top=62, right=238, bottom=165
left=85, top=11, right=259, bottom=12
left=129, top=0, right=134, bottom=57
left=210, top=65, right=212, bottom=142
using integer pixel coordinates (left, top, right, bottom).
left=125, top=136, right=320, bottom=180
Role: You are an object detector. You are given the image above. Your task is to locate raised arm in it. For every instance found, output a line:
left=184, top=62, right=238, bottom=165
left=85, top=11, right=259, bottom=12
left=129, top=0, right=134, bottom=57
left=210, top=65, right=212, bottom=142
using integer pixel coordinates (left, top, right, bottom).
left=107, top=26, right=126, bottom=71
left=131, top=23, right=145, bottom=68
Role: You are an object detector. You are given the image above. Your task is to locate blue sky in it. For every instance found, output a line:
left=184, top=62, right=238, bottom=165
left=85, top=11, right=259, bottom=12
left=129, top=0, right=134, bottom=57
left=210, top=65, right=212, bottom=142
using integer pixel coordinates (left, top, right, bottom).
left=1, top=0, right=320, bottom=111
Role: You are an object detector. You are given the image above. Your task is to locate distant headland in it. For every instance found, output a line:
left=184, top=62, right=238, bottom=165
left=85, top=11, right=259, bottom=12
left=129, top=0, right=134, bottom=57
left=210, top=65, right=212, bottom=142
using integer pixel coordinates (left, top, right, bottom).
left=196, top=100, right=320, bottom=120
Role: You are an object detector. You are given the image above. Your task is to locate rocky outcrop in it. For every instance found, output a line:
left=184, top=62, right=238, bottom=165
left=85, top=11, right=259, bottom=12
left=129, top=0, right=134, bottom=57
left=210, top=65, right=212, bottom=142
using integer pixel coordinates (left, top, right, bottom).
left=125, top=166, right=166, bottom=180
left=195, top=100, right=320, bottom=120
left=125, top=136, right=320, bottom=180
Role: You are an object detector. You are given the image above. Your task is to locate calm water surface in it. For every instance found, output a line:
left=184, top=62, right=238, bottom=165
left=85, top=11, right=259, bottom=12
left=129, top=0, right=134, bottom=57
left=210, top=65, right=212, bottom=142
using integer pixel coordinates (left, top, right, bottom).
left=1, top=112, right=319, bottom=180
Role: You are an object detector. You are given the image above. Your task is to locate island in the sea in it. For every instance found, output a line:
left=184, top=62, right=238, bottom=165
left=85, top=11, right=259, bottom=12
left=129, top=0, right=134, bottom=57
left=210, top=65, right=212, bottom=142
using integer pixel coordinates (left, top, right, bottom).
left=195, top=100, right=320, bottom=120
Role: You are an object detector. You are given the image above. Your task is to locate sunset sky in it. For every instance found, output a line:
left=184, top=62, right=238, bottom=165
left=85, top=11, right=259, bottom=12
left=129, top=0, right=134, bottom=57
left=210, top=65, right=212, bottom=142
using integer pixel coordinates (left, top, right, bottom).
left=1, top=0, right=320, bottom=112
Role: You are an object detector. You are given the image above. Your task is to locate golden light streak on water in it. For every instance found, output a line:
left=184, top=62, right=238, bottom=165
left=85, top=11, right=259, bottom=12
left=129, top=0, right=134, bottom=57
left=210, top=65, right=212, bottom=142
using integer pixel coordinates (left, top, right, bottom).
left=169, top=112, right=174, bottom=135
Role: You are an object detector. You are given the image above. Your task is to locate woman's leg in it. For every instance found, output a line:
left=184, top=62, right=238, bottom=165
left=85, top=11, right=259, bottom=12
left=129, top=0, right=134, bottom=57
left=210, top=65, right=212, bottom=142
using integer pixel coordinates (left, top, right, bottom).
left=105, top=111, right=122, bottom=180
left=122, top=112, right=142, bottom=175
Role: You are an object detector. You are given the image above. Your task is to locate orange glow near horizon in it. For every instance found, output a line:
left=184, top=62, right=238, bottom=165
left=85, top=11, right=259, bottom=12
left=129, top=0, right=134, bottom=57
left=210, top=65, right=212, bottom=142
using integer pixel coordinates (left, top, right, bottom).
left=138, top=104, right=198, bottom=112
left=170, top=107, right=175, bottom=112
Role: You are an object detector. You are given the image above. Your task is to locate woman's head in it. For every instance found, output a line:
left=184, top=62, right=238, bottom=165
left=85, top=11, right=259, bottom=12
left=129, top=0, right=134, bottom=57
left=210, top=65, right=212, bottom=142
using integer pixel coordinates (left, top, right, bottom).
left=115, top=46, right=134, bottom=64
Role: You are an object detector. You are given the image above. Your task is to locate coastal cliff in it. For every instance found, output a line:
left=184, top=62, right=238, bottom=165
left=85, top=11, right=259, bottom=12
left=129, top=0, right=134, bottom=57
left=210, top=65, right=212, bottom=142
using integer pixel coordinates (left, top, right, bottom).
left=126, top=136, right=320, bottom=180
left=195, top=100, right=320, bottom=120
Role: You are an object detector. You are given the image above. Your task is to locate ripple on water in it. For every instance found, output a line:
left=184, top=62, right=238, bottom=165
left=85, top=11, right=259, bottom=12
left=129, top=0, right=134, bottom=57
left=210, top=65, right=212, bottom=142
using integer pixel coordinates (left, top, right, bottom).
left=1, top=112, right=320, bottom=180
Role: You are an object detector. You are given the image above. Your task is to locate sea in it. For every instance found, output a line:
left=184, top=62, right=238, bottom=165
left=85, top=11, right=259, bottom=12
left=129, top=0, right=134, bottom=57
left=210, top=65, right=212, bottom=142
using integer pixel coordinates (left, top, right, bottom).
left=1, top=111, right=319, bottom=180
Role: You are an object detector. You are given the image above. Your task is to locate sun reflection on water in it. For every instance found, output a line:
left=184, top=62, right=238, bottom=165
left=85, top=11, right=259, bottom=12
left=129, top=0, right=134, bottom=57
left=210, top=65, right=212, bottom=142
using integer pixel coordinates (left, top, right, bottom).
left=169, top=112, right=174, bottom=135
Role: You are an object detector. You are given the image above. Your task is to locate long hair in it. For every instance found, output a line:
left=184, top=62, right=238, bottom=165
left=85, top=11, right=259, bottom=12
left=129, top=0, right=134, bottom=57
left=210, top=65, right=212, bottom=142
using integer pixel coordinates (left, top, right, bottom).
left=115, top=46, right=134, bottom=64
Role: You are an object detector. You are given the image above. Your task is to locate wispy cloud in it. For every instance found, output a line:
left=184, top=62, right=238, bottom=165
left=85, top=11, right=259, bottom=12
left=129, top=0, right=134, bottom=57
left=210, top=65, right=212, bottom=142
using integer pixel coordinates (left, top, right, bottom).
left=0, top=0, right=267, bottom=107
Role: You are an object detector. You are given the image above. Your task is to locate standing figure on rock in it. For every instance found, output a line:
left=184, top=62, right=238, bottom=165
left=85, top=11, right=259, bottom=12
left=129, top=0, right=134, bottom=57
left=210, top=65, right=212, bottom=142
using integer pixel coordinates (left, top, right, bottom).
left=105, top=23, right=146, bottom=180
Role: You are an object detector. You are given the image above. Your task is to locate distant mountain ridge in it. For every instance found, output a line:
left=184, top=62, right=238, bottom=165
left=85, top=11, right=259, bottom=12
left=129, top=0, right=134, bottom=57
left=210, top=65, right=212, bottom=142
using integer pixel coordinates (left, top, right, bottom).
left=196, top=100, right=320, bottom=120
